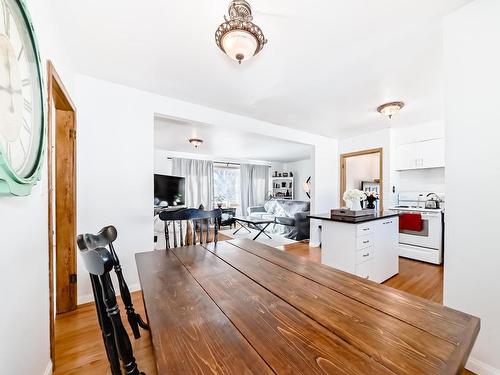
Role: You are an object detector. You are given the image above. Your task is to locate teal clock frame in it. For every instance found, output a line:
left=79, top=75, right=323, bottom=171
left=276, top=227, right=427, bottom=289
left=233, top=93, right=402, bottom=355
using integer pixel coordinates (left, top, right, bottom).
left=0, top=0, right=46, bottom=197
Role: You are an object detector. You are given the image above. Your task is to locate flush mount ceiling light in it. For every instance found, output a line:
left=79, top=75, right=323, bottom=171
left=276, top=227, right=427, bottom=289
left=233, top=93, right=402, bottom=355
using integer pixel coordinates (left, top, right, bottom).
left=377, top=101, right=405, bottom=119
left=189, top=138, right=203, bottom=148
left=215, top=0, right=267, bottom=64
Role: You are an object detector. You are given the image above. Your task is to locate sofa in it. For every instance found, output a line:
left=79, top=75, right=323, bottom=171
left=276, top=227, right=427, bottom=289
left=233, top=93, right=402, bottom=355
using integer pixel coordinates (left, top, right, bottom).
left=247, top=199, right=310, bottom=240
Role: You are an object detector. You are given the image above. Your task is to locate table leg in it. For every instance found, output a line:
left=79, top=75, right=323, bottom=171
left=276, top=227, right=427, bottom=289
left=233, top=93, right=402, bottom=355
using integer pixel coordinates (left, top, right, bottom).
left=233, top=221, right=251, bottom=235
left=253, top=223, right=272, bottom=240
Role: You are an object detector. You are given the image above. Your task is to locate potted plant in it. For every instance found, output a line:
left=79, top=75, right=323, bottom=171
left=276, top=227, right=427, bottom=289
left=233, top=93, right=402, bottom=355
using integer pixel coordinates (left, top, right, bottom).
left=365, top=192, right=379, bottom=209
left=343, top=189, right=367, bottom=211
left=214, top=194, right=226, bottom=208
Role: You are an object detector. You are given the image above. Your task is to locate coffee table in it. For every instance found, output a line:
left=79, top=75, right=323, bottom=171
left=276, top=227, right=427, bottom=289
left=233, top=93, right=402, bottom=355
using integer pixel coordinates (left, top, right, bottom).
left=233, top=216, right=275, bottom=240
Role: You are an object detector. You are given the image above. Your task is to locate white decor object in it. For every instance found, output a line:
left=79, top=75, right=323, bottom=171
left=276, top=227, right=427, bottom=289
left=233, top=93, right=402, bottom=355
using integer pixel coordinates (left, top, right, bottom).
left=343, top=189, right=366, bottom=211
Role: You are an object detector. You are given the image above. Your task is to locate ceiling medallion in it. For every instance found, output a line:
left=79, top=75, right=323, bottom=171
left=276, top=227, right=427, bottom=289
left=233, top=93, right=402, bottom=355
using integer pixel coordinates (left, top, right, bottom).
left=189, top=138, right=203, bottom=148
left=377, top=101, right=405, bottom=119
left=215, top=0, right=267, bottom=64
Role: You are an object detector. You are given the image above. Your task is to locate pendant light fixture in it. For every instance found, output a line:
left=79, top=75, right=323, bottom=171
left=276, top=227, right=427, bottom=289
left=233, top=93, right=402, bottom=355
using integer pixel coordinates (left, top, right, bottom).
left=377, top=101, right=405, bottom=119
left=188, top=138, right=203, bottom=148
left=215, top=0, right=267, bottom=64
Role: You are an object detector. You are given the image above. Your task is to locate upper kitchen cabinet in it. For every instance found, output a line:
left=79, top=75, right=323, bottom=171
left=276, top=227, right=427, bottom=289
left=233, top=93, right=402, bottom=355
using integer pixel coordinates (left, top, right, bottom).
left=396, top=138, right=445, bottom=170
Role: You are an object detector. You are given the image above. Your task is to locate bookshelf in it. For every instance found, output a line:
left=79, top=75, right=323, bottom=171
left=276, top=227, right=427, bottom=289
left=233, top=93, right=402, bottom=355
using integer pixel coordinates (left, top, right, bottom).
left=271, top=176, right=294, bottom=200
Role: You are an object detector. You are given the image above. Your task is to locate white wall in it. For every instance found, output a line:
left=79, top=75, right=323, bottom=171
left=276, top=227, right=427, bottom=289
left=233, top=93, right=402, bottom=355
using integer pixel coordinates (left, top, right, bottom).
left=75, top=76, right=155, bottom=303
left=154, top=149, right=173, bottom=175
left=0, top=1, right=75, bottom=374
left=393, top=120, right=444, bottom=145
left=339, top=128, right=395, bottom=209
left=443, top=1, right=500, bottom=373
left=75, top=75, right=337, bottom=300
left=398, top=168, right=445, bottom=193
left=279, top=159, right=313, bottom=201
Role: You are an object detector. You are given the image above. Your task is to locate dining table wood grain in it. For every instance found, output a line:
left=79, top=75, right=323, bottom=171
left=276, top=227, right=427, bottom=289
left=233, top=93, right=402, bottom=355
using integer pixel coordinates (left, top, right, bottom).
left=135, top=238, right=479, bottom=375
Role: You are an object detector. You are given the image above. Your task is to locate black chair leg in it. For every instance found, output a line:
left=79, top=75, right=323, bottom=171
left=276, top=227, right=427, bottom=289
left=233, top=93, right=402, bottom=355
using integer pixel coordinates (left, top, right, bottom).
left=99, top=274, right=144, bottom=375
left=110, top=244, right=149, bottom=339
left=91, top=275, right=122, bottom=375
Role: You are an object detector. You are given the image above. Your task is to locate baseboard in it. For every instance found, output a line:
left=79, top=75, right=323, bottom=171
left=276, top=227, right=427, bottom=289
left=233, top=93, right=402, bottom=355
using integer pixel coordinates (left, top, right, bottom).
left=466, top=356, right=500, bottom=375
left=44, top=360, right=52, bottom=375
left=77, top=282, right=142, bottom=306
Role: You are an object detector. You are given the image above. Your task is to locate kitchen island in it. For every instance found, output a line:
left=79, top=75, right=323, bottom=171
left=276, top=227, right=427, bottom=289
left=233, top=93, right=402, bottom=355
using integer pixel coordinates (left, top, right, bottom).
left=308, top=211, right=399, bottom=282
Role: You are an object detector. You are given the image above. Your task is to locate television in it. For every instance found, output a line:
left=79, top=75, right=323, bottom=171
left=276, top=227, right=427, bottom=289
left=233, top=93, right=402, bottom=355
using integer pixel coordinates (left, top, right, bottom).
left=154, top=174, right=186, bottom=206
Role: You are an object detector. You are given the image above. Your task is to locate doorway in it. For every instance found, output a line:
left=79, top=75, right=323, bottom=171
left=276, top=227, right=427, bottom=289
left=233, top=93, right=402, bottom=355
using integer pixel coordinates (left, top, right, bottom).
left=47, top=61, right=77, bottom=368
left=340, top=148, right=383, bottom=211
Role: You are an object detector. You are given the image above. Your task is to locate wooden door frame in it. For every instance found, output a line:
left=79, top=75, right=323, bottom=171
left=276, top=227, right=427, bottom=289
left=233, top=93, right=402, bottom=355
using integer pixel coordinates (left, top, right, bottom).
left=340, top=147, right=384, bottom=212
left=47, top=60, right=77, bottom=369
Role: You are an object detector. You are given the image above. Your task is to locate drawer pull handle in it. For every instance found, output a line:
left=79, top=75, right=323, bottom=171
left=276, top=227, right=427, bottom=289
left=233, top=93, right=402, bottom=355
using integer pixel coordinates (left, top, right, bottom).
left=363, top=240, right=369, bottom=244
left=363, top=228, right=369, bottom=231
left=363, top=253, right=370, bottom=257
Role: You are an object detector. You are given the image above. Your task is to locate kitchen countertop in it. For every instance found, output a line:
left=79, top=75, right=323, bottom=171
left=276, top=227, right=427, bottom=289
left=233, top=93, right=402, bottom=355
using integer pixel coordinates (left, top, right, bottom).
left=308, top=211, right=399, bottom=224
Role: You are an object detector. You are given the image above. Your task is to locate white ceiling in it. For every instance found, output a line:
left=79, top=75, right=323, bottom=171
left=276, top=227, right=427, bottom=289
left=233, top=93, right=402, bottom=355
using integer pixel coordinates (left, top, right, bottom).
left=52, top=0, right=471, bottom=138
left=154, top=116, right=312, bottom=162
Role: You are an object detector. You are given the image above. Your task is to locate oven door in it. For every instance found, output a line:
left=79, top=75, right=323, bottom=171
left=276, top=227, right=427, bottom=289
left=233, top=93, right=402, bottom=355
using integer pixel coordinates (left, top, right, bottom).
left=399, top=212, right=442, bottom=249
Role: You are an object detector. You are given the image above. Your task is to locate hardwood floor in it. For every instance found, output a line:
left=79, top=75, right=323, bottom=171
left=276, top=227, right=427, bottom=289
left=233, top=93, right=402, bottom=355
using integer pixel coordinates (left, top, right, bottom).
left=54, top=240, right=471, bottom=374
left=54, top=293, right=156, bottom=375
left=278, top=241, right=444, bottom=303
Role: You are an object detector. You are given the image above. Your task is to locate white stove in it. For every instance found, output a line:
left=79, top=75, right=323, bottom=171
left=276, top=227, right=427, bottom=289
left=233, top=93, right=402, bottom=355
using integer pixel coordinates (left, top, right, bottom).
left=390, top=192, right=444, bottom=265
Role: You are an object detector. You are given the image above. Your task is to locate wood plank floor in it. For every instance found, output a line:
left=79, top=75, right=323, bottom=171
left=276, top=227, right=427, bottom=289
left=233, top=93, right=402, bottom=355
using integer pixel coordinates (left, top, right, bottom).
left=54, top=240, right=471, bottom=374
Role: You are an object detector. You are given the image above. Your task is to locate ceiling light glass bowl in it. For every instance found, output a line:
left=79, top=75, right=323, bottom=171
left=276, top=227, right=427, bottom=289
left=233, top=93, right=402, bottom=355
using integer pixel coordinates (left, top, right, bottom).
left=215, top=1, right=267, bottom=64
left=377, top=101, right=405, bottom=119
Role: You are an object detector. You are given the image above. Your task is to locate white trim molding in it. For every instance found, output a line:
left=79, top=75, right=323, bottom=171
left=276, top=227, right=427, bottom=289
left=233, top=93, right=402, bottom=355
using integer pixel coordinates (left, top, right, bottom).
left=43, top=361, right=53, bottom=375
left=467, top=357, right=500, bottom=375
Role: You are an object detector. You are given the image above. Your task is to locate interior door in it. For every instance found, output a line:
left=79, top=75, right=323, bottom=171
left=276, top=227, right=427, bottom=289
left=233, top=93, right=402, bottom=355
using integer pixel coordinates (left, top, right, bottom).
left=55, top=110, right=77, bottom=314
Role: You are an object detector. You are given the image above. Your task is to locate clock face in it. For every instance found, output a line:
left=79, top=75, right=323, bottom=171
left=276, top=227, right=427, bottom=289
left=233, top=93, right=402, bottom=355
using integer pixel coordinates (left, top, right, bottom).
left=0, top=0, right=43, bottom=179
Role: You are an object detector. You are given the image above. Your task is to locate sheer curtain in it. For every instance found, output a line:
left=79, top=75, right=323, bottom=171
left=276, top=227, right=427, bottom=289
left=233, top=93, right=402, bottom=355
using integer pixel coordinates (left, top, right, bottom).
left=240, top=164, right=269, bottom=215
left=172, top=158, right=214, bottom=208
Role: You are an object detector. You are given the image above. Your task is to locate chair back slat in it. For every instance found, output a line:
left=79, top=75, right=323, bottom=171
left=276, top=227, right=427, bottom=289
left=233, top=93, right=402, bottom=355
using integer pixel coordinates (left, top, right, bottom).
left=214, top=219, right=219, bottom=243
left=159, top=208, right=222, bottom=249
left=192, top=220, right=197, bottom=244
left=179, top=221, right=184, bottom=247
left=172, top=222, right=178, bottom=248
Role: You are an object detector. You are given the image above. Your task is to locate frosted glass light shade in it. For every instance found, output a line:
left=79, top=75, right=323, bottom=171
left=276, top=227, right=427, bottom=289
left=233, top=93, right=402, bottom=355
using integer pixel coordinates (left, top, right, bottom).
left=221, top=30, right=258, bottom=63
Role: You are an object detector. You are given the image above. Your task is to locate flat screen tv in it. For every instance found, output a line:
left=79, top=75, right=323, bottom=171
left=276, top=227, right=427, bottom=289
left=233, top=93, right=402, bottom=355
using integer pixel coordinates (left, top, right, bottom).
left=154, top=174, right=186, bottom=206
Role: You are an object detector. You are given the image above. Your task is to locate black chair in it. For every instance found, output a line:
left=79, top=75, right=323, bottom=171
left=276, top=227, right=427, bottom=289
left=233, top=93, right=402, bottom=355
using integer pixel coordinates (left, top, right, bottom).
left=219, top=208, right=237, bottom=229
left=77, top=242, right=145, bottom=375
left=159, top=208, right=222, bottom=249
left=77, top=226, right=149, bottom=339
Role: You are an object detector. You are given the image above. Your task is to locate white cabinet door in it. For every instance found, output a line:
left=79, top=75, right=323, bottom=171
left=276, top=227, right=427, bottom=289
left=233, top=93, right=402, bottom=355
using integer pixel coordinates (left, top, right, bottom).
left=420, top=138, right=445, bottom=168
left=396, top=142, right=421, bottom=170
left=396, top=138, right=445, bottom=170
left=372, top=218, right=399, bottom=282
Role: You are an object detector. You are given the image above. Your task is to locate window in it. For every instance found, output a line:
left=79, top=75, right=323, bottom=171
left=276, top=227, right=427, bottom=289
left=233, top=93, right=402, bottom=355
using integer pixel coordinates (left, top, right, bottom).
left=213, top=164, right=241, bottom=209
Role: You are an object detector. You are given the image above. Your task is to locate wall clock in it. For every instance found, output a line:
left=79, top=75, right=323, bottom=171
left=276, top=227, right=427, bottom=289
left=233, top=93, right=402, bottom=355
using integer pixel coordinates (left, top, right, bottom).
left=0, top=0, right=44, bottom=196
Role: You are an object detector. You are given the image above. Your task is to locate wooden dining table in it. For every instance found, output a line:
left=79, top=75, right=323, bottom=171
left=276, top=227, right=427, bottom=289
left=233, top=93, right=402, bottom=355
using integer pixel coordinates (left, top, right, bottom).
left=135, top=238, right=479, bottom=375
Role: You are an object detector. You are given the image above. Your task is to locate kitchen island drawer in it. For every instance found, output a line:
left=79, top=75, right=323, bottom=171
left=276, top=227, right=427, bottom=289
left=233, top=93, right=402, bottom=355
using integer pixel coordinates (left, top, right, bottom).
left=356, top=247, right=374, bottom=264
left=356, top=223, right=374, bottom=237
left=356, top=235, right=374, bottom=250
